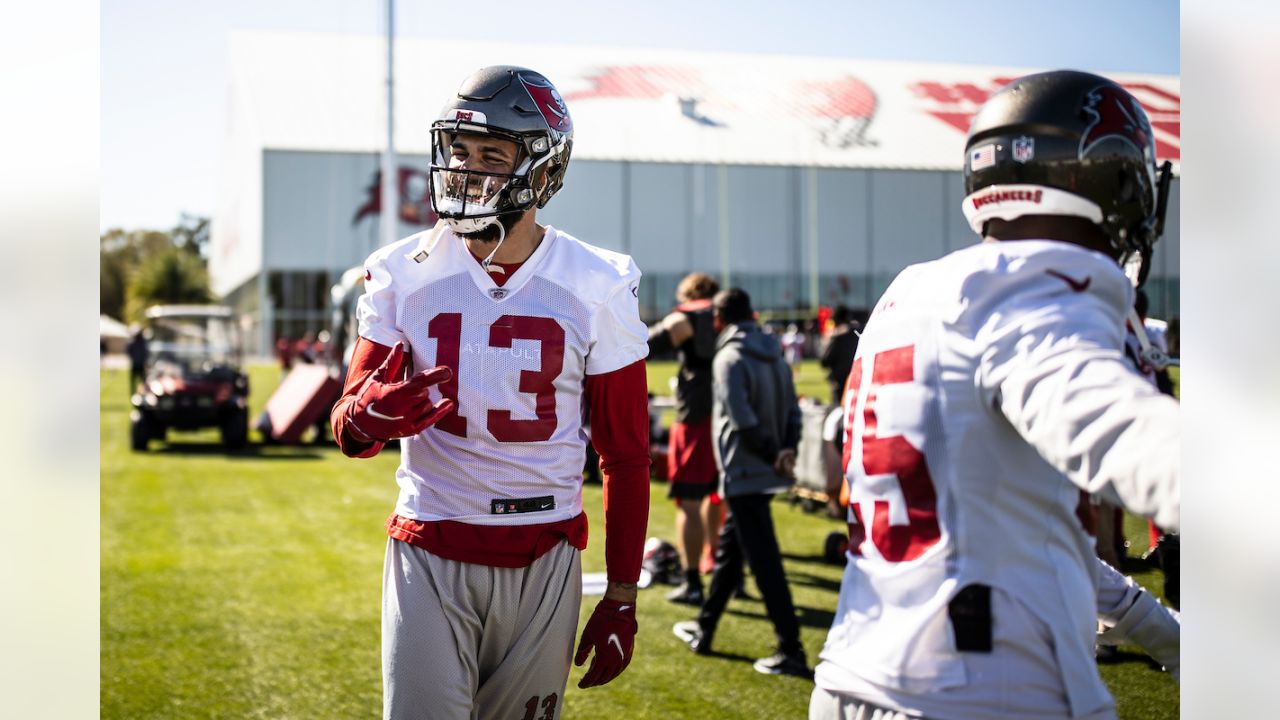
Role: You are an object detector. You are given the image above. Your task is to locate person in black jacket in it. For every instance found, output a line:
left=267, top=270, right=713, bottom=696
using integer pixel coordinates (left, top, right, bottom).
left=673, top=287, right=810, bottom=678
left=818, top=305, right=859, bottom=406
left=126, top=328, right=149, bottom=393
left=648, top=272, right=720, bottom=605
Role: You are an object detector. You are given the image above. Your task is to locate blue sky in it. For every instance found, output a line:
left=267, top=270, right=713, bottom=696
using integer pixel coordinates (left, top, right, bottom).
left=100, top=0, right=1179, bottom=231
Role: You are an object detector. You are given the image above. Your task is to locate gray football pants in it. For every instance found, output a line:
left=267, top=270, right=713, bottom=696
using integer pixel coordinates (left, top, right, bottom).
left=382, top=538, right=582, bottom=720
left=809, top=687, right=924, bottom=720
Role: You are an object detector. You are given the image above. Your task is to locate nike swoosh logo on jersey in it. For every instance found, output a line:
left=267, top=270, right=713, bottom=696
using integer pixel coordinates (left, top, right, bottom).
left=365, top=404, right=405, bottom=421
left=607, top=633, right=625, bottom=658
left=1044, top=269, right=1091, bottom=292
left=616, top=605, right=632, bottom=612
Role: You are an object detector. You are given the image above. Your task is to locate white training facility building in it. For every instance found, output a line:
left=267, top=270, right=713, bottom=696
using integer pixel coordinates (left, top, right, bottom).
left=210, top=31, right=1181, bottom=356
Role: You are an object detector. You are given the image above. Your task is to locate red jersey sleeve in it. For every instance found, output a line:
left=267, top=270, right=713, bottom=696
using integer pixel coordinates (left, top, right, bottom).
left=330, top=336, right=394, bottom=458
left=584, top=359, right=651, bottom=583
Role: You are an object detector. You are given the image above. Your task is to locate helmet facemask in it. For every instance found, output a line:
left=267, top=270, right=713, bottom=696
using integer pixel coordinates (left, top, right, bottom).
left=1120, top=159, right=1173, bottom=287
left=429, top=126, right=541, bottom=236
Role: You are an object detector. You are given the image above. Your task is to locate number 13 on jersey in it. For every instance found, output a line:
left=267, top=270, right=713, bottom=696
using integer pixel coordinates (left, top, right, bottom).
left=841, top=345, right=942, bottom=562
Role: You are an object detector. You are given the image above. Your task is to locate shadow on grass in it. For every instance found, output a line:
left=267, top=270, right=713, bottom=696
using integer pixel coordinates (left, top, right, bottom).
left=688, top=645, right=757, bottom=665
left=785, top=570, right=843, bottom=594
left=781, top=550, right=836, bottom=564
left=723, top=603, right=834, bottom=632
left=143, top=441, right=326, bottom=460
left=1095, top=648, right=1163, bottom=672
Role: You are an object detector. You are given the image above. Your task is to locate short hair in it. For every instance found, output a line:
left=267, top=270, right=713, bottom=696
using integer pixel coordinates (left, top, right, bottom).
left=713, top=287, right=753, bottom=325
left=676, top=272, right=720, bottom=302
left=832, top=305, right=853, bottom=325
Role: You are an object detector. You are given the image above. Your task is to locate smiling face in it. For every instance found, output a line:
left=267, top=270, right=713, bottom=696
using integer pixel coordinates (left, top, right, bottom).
left=440, top=133, right=520, bottom=208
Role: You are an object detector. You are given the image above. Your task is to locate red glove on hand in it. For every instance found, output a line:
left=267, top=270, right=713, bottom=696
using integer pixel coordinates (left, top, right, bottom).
left=347, top=343, right=455, bottom=442
left=573, top=598, right=637, bottom=688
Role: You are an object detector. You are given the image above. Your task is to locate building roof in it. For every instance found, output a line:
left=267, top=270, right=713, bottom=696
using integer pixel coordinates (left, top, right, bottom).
left=228, top=31, right=1181, bottom=172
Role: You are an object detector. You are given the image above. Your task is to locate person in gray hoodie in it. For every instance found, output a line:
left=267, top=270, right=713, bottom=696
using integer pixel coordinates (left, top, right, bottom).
left=672, top=287, right=809, bottom=678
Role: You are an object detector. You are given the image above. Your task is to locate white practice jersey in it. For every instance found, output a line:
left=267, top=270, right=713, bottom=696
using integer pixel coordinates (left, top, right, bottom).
left=357, top=225, right=647, bottom=525
left=815, top=240, right=1179, bottom=720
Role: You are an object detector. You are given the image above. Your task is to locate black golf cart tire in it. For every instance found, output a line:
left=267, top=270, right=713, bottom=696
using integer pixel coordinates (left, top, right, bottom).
left=130, top=415, right=152, bottom=452
left=222, top=408, right=249, bottom=450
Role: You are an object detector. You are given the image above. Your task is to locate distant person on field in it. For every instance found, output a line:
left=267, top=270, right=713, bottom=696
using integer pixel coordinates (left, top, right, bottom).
left=781, top=323, right=805, bottom=373
left=647, top=271, right=721, bottom=605
left=127, top=327, right=148, bottom=392
left=275, top=336, right=294, bottom=375
left=673, top=287, right=810, bottom=679
left=818, top=305, right=860, bottom=406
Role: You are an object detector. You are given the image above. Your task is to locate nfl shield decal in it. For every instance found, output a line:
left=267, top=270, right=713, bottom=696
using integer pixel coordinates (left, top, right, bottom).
left=1012, top=136, right=1034, bottom=163
left=489, top=288, right=509, bottom=300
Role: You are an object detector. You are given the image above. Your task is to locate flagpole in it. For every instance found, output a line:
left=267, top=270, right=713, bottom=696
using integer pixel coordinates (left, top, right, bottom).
left=380, top=0, right=397, bottom=251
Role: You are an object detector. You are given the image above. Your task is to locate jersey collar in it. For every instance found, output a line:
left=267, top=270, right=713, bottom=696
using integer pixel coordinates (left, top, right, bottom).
left=451, top=224, right=557, bottom=302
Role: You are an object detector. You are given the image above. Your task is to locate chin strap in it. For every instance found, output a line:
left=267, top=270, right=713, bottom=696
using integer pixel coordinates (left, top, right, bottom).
left=408, top=221, right=449, bottom=264
left=480, top=220, right=507, bottom=274
left=1127, top=307, right=1177, bottom=369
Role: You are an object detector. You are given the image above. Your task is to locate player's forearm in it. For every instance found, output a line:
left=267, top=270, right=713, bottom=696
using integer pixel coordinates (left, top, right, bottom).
left=604, top=580, right=638, bottom=603
left=601, top=461, right=649, bottom=583
left=586, top=360, right=651, bottom=584
left=997, top=341, right=1180, bottom=531
left=330, top=336, right=391, bottom=458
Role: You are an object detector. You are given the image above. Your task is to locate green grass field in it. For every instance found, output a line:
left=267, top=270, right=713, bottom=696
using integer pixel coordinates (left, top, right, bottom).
left=102, top=361, right=1178, bottom=718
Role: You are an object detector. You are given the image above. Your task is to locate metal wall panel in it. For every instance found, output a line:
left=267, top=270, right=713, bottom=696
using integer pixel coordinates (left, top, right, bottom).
left=537, top=160, right=625, bottom=251
left=263, top=150, right=428, bottom=272
left=627, top=162, right=691, bottom=273
left=868, top=170, right=949, bottom=298
left=809, top=168, right=871, bottom=306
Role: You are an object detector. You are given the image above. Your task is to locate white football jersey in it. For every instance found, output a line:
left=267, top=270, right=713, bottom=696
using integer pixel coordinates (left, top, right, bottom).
left=815, top=240, right=1179, bottom=720
left=357, top=225, right=647, bottom=526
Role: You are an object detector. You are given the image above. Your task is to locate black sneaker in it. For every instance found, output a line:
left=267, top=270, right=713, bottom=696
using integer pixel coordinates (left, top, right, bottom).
left=672, top=620, right=712, bottom=655
left=1095, top=640, right=1119, bottom=662
left=752, top=651, right=812, bottom=678
left=666, top=583, right=704, bottom=605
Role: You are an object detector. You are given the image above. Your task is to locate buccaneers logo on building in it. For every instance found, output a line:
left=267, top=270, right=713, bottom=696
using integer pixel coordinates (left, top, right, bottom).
left=352, top=167, right=438, bottom=226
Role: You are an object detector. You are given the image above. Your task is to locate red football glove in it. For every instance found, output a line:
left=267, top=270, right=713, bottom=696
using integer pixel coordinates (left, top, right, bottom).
left=573, top=598, right=637, bottom=688
left=347, top=343, right=455, bottom=442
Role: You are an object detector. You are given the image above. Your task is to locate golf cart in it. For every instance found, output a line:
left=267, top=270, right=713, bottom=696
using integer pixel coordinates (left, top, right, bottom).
left=130, top=304, right=250, bottom=451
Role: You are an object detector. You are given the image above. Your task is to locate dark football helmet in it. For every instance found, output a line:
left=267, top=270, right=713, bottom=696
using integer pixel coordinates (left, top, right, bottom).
left=429, top=66, right=574, bottom=235
left=961, top=70, right=1173, bottom=285
left=642, top=537, right=681, bottom=586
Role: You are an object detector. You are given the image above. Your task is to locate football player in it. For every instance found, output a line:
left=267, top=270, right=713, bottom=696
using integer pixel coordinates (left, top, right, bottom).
left=810, top=70, right=1179, bottom=720
left=647, top=272, right=722, bottom=604
left=329, top=66, right=650, bottom=720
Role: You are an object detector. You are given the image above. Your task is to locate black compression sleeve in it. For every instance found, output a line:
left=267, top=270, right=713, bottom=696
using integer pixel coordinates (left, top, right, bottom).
left=648, top=325, right=674, bottom=355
